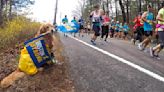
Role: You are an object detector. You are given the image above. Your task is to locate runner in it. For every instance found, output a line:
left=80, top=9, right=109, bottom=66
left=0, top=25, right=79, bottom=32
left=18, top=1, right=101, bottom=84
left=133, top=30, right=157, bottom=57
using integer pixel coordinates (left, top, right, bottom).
left=123, top=23, right=130, bottom=40
left=101, top=11, right=110, bottom=42
left=87, top=21, right=91, bottom=35
left=133, top=13, right=144, bottom=45
left=90, top=4, right=103, bottom=45
left=150, top=2, right=164, bottom=59
left=119, top=23, right=123, bottom=39
left=78, top=16, right=85, bottom=37
left=62, top=15, right=68, bottom=24
left=71, top=17, right=78, bottom=37
left=110, top=20, right=115, bottom=38
left=62, top=15, right=69, bottom=37
left=138, top=5, right=155, bottom=51
left=114, top=21, right=120, bottom=38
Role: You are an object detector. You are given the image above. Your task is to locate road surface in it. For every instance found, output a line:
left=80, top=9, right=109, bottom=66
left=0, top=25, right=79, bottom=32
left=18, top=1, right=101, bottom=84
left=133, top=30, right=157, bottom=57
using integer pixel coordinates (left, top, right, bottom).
left=60, top=33, right=164, bottom=92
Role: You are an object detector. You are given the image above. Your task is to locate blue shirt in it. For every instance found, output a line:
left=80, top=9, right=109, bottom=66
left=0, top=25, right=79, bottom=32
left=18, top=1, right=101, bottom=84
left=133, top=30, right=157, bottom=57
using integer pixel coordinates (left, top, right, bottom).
left=78, top=19, right=84, bottom=26
left=71, top=19, right=77, bottom=23
left=123, top=24, right=129, bottom=32
left=62, top=18, right=68, bottom=24
left=115, top=23, right=120, bottom=31
left=144, top=12, right=154, bottom=31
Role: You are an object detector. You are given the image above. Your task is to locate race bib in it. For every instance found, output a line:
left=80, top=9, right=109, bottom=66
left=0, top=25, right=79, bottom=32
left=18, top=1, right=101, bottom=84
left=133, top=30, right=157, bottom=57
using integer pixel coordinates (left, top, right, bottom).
left=93, top=17, right=100, bottom=22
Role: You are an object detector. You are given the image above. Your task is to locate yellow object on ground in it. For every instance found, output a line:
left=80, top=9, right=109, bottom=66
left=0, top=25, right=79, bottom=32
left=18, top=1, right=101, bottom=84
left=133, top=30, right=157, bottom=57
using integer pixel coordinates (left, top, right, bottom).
left=18, top=47, right=38, bottom=75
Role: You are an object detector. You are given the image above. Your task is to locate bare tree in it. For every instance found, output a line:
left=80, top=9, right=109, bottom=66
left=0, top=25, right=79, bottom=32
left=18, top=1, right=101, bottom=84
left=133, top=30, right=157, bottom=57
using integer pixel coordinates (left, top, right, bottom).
left=126, top=0, right=129, bottom=23
left=119, top=0, right=126, bottom=23
left=72, top=0, right=86, bottom=18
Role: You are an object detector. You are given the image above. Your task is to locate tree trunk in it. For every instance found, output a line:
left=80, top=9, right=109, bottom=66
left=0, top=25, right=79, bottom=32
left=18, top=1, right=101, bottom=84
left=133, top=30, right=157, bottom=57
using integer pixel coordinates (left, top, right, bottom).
left=119, top=0, right=126, bottom=23
left=126, top=0, right=129, bottom=23
left=138, top=0, right=141, bottom=12
left=106, top=0, right=109, bottom=16
left=9, top=0, right=12, bottom=19
left=0, top=0, right=4, bottom=25
left=115, top=0, right=118, bottom=20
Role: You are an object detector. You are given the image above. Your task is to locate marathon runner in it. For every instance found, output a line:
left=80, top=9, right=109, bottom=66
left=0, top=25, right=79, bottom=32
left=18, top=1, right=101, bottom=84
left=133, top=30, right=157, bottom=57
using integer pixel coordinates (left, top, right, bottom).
left=114, top=21, right=120, bottom=38
left=71, top=17, right=78, bottom=37
left=123, top=23, right=130, bottom=40
left=90, top=4, right=103, bottom=45
left=101, top=11, right=110, bottom=42
left=150, top=2, right=164, bottom=60
left=62, top=15, right=69, bottom=37
left=133, top=13, right=144, bottom=45
left=138, top=5, right=155, bottom=51
left=78, top=16, right=85, bottom=37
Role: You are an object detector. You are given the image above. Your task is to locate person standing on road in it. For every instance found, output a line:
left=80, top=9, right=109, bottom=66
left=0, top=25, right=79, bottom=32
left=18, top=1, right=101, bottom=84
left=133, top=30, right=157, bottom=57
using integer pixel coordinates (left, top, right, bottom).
left=101, top=11, right=110, bottom=42
left=138, top=5, right=155, bottom=51
left=90, top=5, right=103, bottom=45
left=150, top=2, right=164, bottom=59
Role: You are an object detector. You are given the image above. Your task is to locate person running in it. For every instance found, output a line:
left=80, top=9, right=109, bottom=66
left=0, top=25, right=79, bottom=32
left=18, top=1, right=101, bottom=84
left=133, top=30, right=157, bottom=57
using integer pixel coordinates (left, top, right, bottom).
left=119, top=23, right=123, bottom=39
left=62, top=15, right=69, bottom=37
left=71, top=17, right=78, bottom=37
left=133, top=13, right=144, bottom=44
left=101, top=11, right=110, bottom=41
left=90, top=5, right=103, bottom=45
left=62, top=15, right=68, bottom=24
left=138, top=5, right=155, bottom=51
left=115, top=21, right=120, bottom=38
left=78, top=16, right=85, bottom=37
left=123, top=23, right=130, bottom=40
left=71, top=17, right=77, bottom=23
left=110, top=20, right=115, bottom=38
left=150, top=2, right=164, bottom=59
left=86, top=21, right=91, bottom=35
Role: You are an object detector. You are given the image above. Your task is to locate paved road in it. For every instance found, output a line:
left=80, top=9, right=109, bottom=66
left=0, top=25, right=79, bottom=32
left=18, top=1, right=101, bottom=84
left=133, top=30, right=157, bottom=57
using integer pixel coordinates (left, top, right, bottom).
left=60, top=33, right=164, bottom=92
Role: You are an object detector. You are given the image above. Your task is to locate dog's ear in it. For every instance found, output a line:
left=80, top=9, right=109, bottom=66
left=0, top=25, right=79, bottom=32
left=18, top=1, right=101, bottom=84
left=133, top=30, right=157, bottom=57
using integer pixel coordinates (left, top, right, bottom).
left=36, top=24, right=46, bottom=36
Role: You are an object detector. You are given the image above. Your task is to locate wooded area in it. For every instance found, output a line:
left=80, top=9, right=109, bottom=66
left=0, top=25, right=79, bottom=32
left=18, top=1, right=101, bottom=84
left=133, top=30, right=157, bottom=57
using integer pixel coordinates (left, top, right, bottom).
left=0, top=0, right=34, bottom=25
left=73, top=0, right=163, bottom=24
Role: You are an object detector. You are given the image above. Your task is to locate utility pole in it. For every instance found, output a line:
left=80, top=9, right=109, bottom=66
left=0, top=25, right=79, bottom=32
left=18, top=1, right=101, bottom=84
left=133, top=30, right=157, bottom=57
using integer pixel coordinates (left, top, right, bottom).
left=53, top=0, right=58, bottom=25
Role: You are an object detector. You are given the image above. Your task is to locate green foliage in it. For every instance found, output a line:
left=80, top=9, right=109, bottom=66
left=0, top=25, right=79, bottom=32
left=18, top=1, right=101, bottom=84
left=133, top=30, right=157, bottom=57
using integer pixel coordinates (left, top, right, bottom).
left=0, top=16, right=41, bottom=50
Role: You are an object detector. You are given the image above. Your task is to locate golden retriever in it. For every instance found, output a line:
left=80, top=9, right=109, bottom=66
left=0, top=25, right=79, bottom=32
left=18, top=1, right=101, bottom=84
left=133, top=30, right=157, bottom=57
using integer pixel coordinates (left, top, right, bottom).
left=1, top=23, right=63, bottom=88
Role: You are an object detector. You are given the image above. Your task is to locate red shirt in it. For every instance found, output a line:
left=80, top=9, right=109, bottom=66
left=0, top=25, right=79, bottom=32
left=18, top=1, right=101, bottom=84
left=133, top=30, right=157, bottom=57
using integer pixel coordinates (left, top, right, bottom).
left=133, top=16, right=143, bottom=27
left=102, top=15, right=110, bottom=24
left=133, top=16, right=143, bottom=30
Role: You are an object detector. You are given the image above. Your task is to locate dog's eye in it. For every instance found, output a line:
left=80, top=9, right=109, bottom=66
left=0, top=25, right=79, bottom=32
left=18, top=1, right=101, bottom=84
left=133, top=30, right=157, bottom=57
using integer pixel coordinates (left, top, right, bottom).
left=46, top=26, right=49, bottom=29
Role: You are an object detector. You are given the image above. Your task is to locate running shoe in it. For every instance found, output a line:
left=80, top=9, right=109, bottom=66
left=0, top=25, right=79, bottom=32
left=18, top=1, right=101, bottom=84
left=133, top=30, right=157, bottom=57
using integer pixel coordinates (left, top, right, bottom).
left=149, top=47, right=154, bottom=57
left=91, top=40, right=96, bottom=45
left=138, top=43, right=143, bottom=50
left=154, top=55, right=161, bottom=60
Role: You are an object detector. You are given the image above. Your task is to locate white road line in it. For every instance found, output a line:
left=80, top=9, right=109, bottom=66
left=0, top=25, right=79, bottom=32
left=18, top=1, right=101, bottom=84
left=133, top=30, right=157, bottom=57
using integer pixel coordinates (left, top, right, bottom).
left=69, top=35, right=164, bottom=82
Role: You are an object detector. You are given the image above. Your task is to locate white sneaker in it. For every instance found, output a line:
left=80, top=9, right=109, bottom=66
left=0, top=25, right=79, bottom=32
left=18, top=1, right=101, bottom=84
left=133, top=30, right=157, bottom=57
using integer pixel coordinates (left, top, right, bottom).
left=138, top=43, right=143, bottom=50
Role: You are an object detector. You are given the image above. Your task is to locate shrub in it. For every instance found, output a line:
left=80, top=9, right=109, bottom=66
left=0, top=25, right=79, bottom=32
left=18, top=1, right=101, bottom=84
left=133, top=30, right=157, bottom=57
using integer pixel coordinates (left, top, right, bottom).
left=0, top=16, right=41, bottom=51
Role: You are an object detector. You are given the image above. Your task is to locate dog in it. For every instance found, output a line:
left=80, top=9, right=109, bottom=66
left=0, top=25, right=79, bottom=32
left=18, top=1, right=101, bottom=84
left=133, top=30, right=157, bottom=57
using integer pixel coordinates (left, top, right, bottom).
left=1, top=23, right=63, bottom=88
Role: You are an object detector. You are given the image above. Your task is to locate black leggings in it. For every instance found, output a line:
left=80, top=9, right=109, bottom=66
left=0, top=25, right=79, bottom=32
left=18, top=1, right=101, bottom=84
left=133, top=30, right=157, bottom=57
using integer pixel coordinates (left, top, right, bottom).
left=101, top=26, right=109, bottom=39
left=158, top=31, right=164, bottom=49
left=134, top=27, right=144, bottom=42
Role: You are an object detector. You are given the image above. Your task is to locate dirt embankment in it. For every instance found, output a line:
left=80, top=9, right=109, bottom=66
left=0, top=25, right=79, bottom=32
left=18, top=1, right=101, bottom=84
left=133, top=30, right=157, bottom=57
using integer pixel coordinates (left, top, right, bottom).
left=0, top=34, right=75, bottom=92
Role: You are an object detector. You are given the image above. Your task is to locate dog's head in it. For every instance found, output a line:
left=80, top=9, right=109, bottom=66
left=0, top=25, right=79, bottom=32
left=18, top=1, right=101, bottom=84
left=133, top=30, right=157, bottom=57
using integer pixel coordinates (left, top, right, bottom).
left=36, top=23, right=54, bottom=36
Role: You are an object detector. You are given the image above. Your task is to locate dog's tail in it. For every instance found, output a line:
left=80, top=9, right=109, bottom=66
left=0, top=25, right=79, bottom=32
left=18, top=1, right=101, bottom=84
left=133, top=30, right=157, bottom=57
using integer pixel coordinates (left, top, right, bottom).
left=0, top=69, right=25, bottom=88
